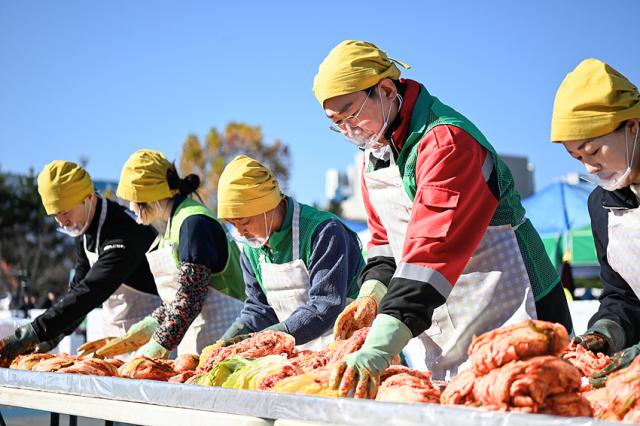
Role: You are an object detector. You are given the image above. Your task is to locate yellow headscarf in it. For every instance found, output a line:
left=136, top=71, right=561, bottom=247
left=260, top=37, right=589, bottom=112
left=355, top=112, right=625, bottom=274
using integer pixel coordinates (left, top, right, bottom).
left=551, top=58, right=640, bottom=142
left=312, top=40, right=410, bottom=107
left=37, top=160, right=94, bottom=215
left=117, top=149, right=179, bottom=203
left=217, top=155, right=283, bottom=219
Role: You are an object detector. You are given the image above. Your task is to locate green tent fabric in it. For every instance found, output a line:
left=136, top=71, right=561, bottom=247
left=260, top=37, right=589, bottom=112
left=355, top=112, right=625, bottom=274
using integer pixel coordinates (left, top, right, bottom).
left=539, top=225, right=598, bottom=270
left=522, top=181, right=598, bottom=271
left=569, top=226, right=598, bottom=266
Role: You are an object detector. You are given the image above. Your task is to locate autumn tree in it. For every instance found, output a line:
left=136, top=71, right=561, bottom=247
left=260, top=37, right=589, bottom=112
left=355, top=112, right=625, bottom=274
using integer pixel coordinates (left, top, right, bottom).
left=0, top=169, right=75, bottom=300
left=179, top=122, right=291, bottom=210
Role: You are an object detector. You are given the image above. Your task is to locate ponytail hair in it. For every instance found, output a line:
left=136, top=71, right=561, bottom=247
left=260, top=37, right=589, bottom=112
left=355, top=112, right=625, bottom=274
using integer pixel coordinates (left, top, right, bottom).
left=166, top=163, right=202, bottom=200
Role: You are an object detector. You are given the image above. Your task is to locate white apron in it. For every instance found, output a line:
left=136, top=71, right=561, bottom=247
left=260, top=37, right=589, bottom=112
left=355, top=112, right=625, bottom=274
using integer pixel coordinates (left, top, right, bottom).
left=84, top=197, right=161, bottom=338
left=260, top=200, right=334, bottom=351
left=606, top=207, right=640, bottom=300
left=145, top=218, right=243, bottom=355
left=363, top=151, right=537, bottom=380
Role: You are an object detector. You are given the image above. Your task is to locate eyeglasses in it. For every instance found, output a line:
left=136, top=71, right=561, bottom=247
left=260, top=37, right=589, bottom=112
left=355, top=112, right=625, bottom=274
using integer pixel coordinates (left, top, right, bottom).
left=329, top=88, right=373, bottom=134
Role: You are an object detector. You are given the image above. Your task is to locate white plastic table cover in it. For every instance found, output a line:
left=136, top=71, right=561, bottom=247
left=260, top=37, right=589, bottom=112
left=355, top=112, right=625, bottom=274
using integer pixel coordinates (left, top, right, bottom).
left=0, top=368, right=619, bottom=426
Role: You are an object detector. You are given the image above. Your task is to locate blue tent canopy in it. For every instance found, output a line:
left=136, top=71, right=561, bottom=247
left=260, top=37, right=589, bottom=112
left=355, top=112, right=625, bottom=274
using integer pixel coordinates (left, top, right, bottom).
left=522, top=181, right=598, bottom=270
left=522, top=181, right=593, bottom=234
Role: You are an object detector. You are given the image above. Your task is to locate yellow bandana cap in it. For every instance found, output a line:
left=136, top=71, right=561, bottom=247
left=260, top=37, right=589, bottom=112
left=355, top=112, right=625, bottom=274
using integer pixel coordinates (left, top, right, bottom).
left=217, top=155, right=283, bottom=219
left=313, top=40, right=409, bottom=107
left=117, top=149, right=179, bottom=203
left=551, top=58, right=640, bottom=142
left=37, top=161, right=94, bottom=215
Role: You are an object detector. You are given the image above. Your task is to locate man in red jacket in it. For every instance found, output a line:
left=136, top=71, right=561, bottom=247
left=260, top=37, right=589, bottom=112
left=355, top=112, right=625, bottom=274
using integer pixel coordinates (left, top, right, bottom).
left=313, top=40, right=573, bottom=398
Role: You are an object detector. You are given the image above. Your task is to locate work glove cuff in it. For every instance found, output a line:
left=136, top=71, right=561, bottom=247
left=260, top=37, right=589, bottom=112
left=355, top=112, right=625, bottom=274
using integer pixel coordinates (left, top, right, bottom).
left=358, top=280, right=387, bottom=306
left=140, top=338, right=170, bottom=359
left=265, top=322, right=288, bottom=334
left=142, top=316, right=160, bottom=330
left=362, top=314, right=412, bottom=357
left=587, top=319, right=626, bottom=354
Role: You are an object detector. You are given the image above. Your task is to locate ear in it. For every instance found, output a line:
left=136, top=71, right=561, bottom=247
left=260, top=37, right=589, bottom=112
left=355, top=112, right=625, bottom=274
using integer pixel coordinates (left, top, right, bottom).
left=629, top=119, right=640, bottom=134
left=377, top=78, right=397, bottom=101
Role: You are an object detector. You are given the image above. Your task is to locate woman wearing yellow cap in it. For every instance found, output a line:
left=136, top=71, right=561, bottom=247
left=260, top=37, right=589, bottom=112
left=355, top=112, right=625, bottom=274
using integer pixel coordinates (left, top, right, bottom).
left=110, top=149, right=245, bottom=358
left=0, top=161, right=161, bottom=366
left=313, top=40, right=572, bottom=397
left=216, top=156, right=364, bottom=350
left=551, top=59, right=640, bottom=385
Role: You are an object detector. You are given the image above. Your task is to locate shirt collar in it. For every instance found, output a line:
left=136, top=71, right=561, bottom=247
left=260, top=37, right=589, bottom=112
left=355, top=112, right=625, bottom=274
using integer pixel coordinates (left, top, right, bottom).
left=84, top=194, right=103, bottom=237
left=265, top=196, right=293, bottom=250
left=601, top=186, right=639, bottom=210
left=388, top=78, right=422, bottom=151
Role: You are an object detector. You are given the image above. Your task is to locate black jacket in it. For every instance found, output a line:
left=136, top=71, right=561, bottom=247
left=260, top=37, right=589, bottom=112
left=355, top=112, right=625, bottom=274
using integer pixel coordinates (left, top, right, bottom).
left=588, top=186, right=640, bottom=349
left=32, top=197, right=158, bottom=341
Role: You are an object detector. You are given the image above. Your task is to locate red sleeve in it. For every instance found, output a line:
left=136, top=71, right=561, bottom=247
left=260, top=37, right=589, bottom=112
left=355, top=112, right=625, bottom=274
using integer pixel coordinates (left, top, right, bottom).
left=397, top=124, right=499, bottom=294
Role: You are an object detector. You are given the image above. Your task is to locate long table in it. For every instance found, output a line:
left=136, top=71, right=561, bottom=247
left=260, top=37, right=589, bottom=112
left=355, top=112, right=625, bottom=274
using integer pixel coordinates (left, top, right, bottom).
left=0, top=368, right=619, bottom=426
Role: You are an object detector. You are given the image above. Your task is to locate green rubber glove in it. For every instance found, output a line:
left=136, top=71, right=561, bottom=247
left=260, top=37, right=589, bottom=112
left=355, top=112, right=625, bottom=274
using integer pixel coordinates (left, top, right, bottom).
left=358, top=280, right=387, bottom=304
left=590, top=342, right=640, bottom=388
left=128, top=316, right=160, bottom=336
left=265, top=322, right=289, bottom=334
left=96, top=316, right=159, bottom=356
left=34, top=333, right=66, bottom=354
left=330, top=314, right=412, bottom=399
left=220, top=320, right=251, bottom=341
left=0, top=324, right=41, bottom=367
left=137, top=338, right=170, bottom=359
left=581, top=319, right=625, bottom=355
left=219, top=334, right=252, bottom=347
left=333, top=280, right=386, bottom=340
left=574, top=333, right=609, bottom=354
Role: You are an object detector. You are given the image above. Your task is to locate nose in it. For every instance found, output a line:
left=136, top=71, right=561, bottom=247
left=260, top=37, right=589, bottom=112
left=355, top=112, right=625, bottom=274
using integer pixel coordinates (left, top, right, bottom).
left=343, top=121, right=365, bottom=137
left=584, top=162, right=601, bottom=174
left=232, top=223, right=248, bottom=236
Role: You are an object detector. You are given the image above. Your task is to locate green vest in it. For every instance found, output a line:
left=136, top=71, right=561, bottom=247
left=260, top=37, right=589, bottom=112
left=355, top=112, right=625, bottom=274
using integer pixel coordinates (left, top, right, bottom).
left=370, top=85, right=559, bottom=301
left=244, top=197, right=363, bottom=299
left=160, top=198, right=246, bottom=301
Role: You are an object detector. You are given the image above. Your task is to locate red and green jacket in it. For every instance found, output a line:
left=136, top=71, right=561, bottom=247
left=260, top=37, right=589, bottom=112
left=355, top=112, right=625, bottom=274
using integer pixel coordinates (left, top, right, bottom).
left=360, top=79, right=560, bottom=336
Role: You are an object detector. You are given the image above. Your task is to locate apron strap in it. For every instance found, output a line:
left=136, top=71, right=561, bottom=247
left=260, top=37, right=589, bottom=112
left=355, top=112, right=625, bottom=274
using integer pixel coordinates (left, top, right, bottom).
left=146, top=236, right=162, bottom=254
left=292, top=200, right=301, bottom=261
left=83, top=196, right=107, bottom=255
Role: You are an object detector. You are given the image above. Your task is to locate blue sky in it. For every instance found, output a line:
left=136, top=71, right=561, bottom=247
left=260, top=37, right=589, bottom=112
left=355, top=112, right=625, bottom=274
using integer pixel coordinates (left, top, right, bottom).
left=1, top=0, right=639, bottom=206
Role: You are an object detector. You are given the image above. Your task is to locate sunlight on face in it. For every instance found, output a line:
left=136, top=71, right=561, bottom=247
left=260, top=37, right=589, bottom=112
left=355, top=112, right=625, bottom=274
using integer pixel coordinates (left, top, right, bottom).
left=54, top=200, right=87, bottom=228
left=226, top=212, right=270, bottom=239
left=129, top=201, right=155, bottom=225
left=561, top=128, right=629, bottom=175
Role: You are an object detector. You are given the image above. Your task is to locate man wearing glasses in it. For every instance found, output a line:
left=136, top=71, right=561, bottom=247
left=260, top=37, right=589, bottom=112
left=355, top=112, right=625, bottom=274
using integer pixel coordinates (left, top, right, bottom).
left=314, top=40, right=573, bottom=398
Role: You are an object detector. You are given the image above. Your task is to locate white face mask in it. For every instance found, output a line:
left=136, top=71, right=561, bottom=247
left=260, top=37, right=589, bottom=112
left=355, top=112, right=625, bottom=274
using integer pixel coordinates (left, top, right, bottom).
left=345, top=89, right=395, bottom=151
left=583, top=125, right=639, bottom=191
left=371, top=144, right=392, bottom=160
left=230, top=211, right=275, bottom=249
left=56, top=199, right=91, bottom=237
